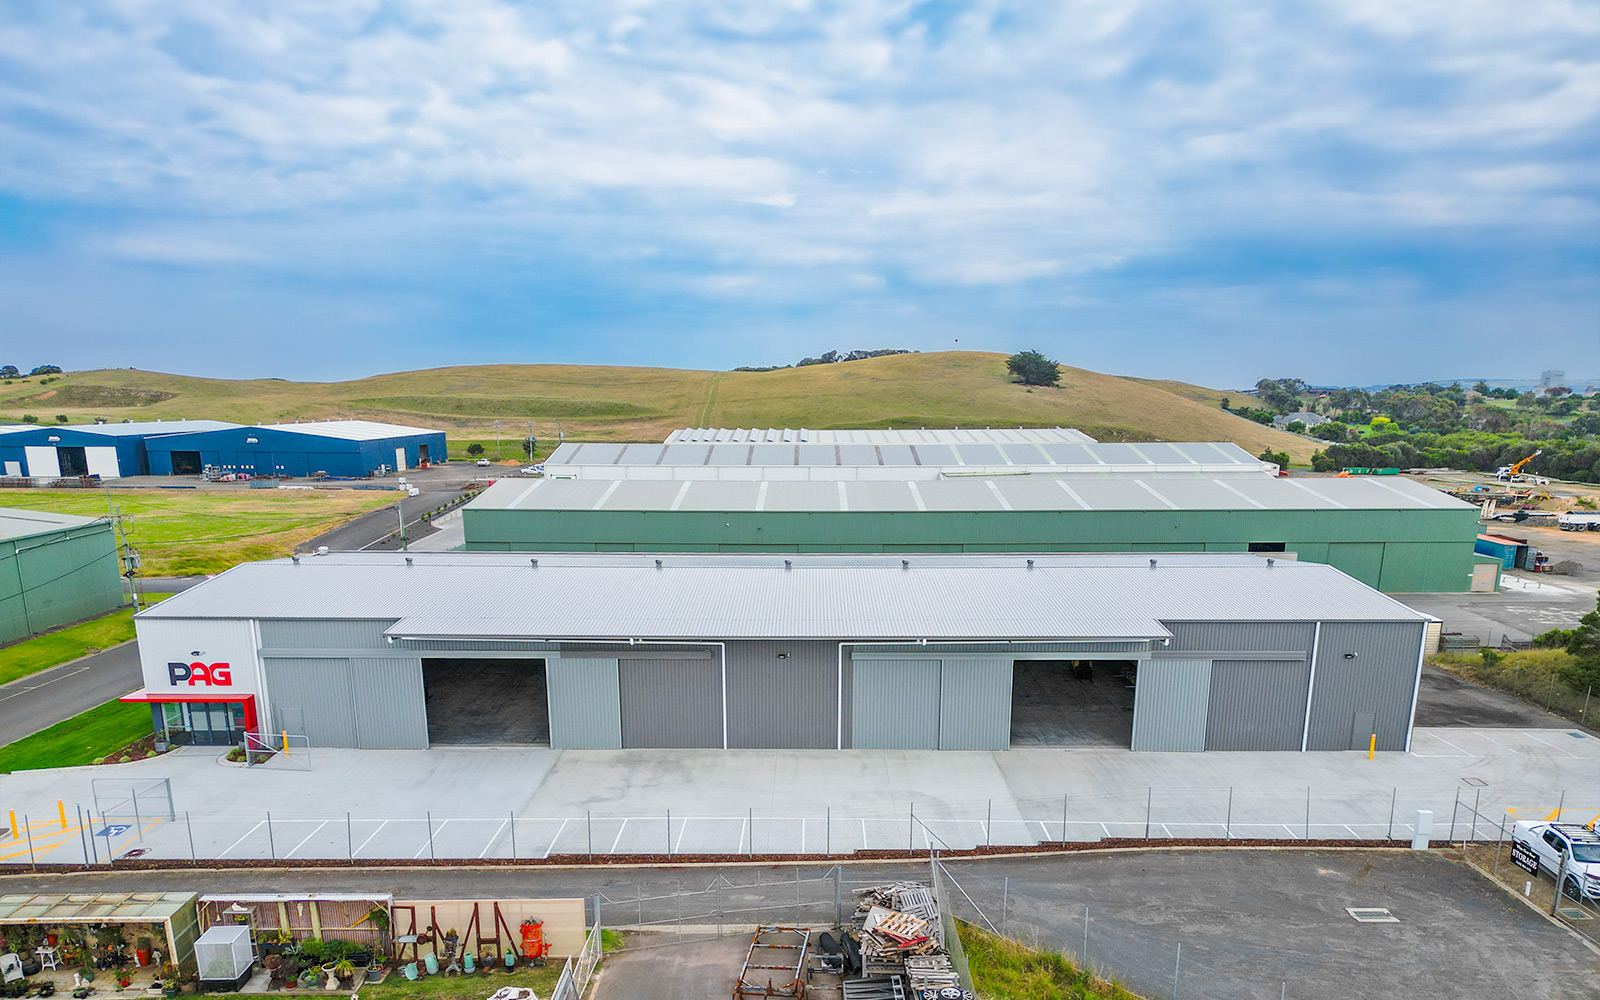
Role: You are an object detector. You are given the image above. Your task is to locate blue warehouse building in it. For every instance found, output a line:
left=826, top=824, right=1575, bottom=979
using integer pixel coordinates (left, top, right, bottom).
left=0, top=420, right=238, bottom=479
left=146, top=420, right=447, bottom=478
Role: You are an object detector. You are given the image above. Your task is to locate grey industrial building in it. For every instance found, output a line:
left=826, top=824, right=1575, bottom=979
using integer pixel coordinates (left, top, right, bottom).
left=128, top=551, right=1433, bottom=753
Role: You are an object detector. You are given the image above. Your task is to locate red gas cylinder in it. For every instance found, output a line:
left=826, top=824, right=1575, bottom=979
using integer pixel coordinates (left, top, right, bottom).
left=520, top=920, right=546, bottom=960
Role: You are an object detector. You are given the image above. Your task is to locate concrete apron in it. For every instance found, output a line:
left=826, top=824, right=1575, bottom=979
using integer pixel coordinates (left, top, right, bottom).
left=0, top=727, right=1594, bottom=865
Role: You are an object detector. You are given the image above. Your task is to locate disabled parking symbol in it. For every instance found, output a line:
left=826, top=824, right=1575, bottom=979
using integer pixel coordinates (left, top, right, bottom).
left=97, top=824, right=132, bottom=838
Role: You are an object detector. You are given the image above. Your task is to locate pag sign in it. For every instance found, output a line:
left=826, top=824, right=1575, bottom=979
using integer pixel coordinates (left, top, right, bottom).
left=1510, top=838, right=1541, bottom=876
left=167, top=661, right=233, bottom=687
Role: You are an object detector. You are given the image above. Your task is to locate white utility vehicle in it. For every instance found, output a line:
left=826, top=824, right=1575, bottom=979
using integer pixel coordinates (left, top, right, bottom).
left=1558, top=510, right=1600, bottom=531
left=1510, top=820, right=1600, bottom=900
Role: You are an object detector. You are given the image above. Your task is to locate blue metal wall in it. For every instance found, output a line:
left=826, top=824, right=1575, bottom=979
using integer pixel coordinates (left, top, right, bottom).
left=0, top=427, right=151, bottom=476
left=146, top=427, right=447, bottom=477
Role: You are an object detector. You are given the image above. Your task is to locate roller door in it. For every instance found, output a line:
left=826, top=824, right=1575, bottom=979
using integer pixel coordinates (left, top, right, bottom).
left=938, top=658, right=1012, bottom=750
left=618, top=657, right=722, bottom=748
left=1131, top=659, right=1211, bottom=751
left=1204, top=660, right=1310, bottom=750
left=852, top=659, right=940, bottom=749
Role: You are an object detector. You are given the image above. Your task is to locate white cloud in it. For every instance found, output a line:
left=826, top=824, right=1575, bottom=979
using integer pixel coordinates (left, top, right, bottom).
left=99, top=234, right=259, bottom=264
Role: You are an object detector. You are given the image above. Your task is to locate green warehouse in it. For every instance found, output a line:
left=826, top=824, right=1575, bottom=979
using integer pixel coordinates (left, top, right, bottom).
left=0, top=507, right=126, bottom=643
left=463, top=429, right=1482, bottom=593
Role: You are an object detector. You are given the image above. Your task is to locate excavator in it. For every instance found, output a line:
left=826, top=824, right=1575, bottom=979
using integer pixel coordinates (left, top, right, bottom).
left=1496, top=450, right=1544, bottom=483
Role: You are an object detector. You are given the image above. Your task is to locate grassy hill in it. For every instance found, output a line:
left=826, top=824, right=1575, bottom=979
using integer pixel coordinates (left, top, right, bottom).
left=0, top=352, right=1315, bottom=462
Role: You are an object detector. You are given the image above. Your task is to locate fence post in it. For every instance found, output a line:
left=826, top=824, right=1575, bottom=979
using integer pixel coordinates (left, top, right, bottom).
left=835, top=867, right=843, bottom=928
left=1145, top=788, right=1152, bottom=840
left=1062, top=794, right=1068, bottom=843
left=826, top=807, right=831, bottom=857
left=909, top=803, right=915, bottom=851
left=1305, top=786, right=1311, bottom=841
left=78, top=806, right=90, bottom=866
left=1556, top=790, right=1565, bottom=822
left=347, top=813, right=352, bottom=861
left=586, top=811, right=591, bottom=861
left=1551, top=852, right=1568, bottom=917
left=1173, top=941, right=1181, bottom=1000
left=986, top=799, right=992, bottom=848
left=1448, top=789, right=1460, bottom=843
left=1225, top=787, right=1232, bottom=841
left=1493, top=815, right=1507, bottom=877
left=24, top=815, right=36, bottom=870
left=188, top=811, right=197, bottom=863
left=1582, top=686, right=1591, bottom=724
left=1000, top=877, right=1008, bottom=936
left=1082, top=906, right=1089, bottom=970
left=749, top=808, right=755, bottom=856
left=267, top=812, right=276, bottom=860
left=132, top=787, right=143, bottom=841
left=426, top=811, right=435, bottom=861
left=666, top=809, right=671, bottom=856
left=1469, top=788, right=1481, bottom=844
left=1387, top=787, right=1397, bottom=841
left=87, top=808, right=99, bottom=865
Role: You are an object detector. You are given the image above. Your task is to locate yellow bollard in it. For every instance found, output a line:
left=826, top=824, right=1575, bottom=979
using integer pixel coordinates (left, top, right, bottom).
left=7, top=811, right=15, bottom=840
left=1368, top=733, right=1377, bottom=760
left=58, top=800, right=67, bottom=830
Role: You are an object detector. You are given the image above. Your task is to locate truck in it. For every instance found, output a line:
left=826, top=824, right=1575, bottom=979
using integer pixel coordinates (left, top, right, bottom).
left=1510, top=820, right=1600, bottom=901
left=1558, top=510, right=1600, bottom=531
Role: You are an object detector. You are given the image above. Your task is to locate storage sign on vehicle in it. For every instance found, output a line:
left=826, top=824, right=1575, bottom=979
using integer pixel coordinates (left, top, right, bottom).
left=1510, top=839, right=1541, bottom=875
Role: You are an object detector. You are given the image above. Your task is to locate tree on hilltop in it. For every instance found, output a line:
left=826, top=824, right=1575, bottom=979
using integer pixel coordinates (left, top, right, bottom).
left=1006, top=350, right=1061, bottom=388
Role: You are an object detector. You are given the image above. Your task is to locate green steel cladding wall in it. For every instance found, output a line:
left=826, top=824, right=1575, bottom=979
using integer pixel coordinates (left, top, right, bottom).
left=462, top=506, right=1480, bottom=592
left=0, top=523, right=125, bottom=644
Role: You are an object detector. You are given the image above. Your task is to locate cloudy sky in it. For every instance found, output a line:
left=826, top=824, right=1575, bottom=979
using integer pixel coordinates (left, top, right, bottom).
left=1, top=0, right=1596, bottom=385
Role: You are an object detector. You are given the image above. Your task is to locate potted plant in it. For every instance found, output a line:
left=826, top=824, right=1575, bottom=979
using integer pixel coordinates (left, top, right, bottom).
left=333, top=960, right=354, bottom=988
left=116, top=973, right=132, bottom=992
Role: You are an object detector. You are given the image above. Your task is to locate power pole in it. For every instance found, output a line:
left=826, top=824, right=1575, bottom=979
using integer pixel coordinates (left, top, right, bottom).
left=106, top=500, right=145, bottom=608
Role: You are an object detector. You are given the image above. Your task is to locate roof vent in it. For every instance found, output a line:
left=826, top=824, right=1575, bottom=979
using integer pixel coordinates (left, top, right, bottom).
left=655, top=558, right=663, bottom=568
left=902, top=559, right=910, bottom=570
left=290, top=555, right=300, bottom=565
left=1266, top=557, right=1275, bottom=567
left=404, top=556, right=413, bottom=566
left=784, top=559, right=792, bottom=570
left=1149, top=558, right=1157, bottom=568
left=530, top=558, right=538, bottom=568
left=1026, top=559, right=1035, bottom=569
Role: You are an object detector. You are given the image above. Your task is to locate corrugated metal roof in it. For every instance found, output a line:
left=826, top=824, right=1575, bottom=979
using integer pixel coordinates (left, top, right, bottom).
left=545, top=438, right=1274, bottom=479
left=473, top=471, right=1471, bottom=513
left=254, top=420, right=440, bottom=441
left=138, top=552, right=1430, bottom=641
left=55, top=420, right=238, bottom=437
left=0, top=506, right=106, bottom=542
left=665, top=427, right=1098, bottom=444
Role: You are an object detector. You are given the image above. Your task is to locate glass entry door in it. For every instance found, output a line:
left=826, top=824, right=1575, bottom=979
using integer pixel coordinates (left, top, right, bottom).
left=162, top=702, right=246, bottom=746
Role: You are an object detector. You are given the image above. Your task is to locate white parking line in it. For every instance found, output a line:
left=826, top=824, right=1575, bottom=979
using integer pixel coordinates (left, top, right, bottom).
left=479, top=818, right=508, bottom=859
left=220, top=820, right=265, bottom=858
left=672, top=818, right=690, bottom=855
left=1282, top=825, right=1298, bottom=838
left=860, top=819, right=868, bottom=849
left=737, top=816, right=747, bottom=854
left=415, top=819, right=449, bottom=859
left=542, top=818, right=570, bottom=859
left=287, top=821, right=328, bottom=858
left=609, top=818, right=629, bottom=855
left=1478, top=733, right=1526, bottom=756
left=1423, top=732, right=1472, bottom=757
left=1521, top=731, right=1579, bottom=757
left=353, top=820, right=388, bottom=858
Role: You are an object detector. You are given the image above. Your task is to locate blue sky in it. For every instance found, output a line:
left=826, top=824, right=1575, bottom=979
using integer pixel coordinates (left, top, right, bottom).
left=1, top=0, right=1596, bottom=386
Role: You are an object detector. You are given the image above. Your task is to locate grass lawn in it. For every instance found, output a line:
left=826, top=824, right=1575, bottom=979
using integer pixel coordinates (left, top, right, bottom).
left=359, top=965, right=563, bottom=1000
left=958, top=920, right=1142, bottom=1000
left=0, top=699, right=153, bottom=773
left=0, top=489, right=395, bottom=576
left=0, top=596, right=169, bottom=686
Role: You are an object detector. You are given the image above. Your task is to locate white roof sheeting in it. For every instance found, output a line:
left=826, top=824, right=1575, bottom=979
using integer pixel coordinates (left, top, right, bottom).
left=137, top=552, right=1429, bottom=640
left=0, top=506, right=105, bottom=542
left=474, top=471, right=1470, bottom=513
left=544, top=439, right=1275, bottom=480
left=666, top=427, right=1098, bottom=444
left=254, top=420, right=439, bottom=441
left=60, top=420, right=239, bottom=437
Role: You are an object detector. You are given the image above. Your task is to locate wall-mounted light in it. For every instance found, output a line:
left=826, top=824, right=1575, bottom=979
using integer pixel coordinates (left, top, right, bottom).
left=245, top=437, right=259, bottom=444
left=47, top=436, right=60, bottom=443
left=1343, top=652, right=1358, bottom=659
left=189, top=650, right=204, bottom=657
left=777, top=652, right=790, bottom=659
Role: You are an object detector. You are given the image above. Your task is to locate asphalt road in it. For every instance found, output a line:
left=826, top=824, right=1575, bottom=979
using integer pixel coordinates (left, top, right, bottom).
left=0, top=851, right=1590, bottom=999
left=303, top=483, right=483, bottom=553
left=0, top=641, right=142, bottom=743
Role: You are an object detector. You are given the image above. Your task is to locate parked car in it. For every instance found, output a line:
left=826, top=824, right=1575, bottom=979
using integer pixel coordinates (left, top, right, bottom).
left=476, top=458, right=491, bottom=467
left=1511, top=820, right=1600, bottom=900
left=521, top=464, right=544, bottom=475
left=407, top=486, right=421, bottom=497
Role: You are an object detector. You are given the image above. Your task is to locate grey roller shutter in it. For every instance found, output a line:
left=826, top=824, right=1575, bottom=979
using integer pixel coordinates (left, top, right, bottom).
left=938, top=658, right=1013, bottom=750
left=263, top=657, right=357, bottom=748
left=546, top=657, right=622, bottom=749
left=1131, top=659, right=1211, bottom=751
left=619, top=657, right=722, bottom=748
left=1204, top=660, right=1310, bottom=750
left=852, top=659, right=940, bottom=749
left=350, top=657, right=429, bottom=748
